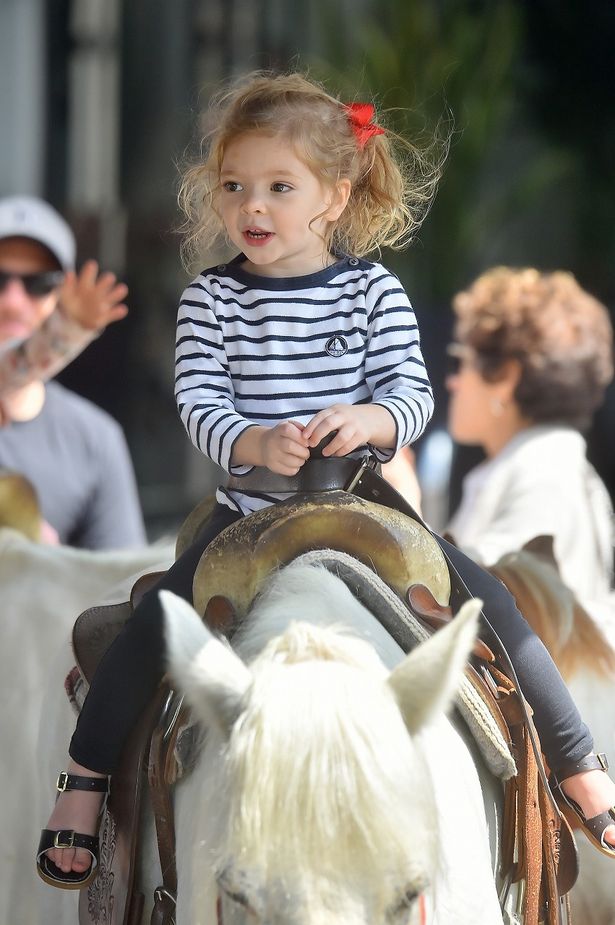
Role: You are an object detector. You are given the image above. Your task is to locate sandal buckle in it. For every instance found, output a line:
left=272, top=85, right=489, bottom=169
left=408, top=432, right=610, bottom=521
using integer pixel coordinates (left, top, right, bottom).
left=54, top=830, right=75, bottom=849
left=56, top=771, right=69, bottom=793
left=598, top=752, right=609, bottom=772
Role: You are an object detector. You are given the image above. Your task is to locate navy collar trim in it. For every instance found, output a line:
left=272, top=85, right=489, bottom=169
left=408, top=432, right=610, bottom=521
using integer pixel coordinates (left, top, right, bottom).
left=203, top=253, right=370, bottom=290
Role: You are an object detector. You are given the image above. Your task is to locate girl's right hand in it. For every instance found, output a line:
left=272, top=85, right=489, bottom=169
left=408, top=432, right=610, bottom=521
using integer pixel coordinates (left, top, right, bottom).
left=261, top=421, right=310, bottom=475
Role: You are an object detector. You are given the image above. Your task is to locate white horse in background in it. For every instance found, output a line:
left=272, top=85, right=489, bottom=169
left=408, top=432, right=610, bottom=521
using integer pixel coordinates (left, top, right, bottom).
left=489, top=544, right=615, bottom=925
left=0, top=526, right=174, bottom=925
left=153, top=559, right=505, bottom=925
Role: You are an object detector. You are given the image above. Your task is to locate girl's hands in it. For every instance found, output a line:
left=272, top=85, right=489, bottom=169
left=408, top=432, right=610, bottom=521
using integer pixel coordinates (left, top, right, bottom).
left=59, top=260, right=129, bottom=331
left=261, top=421, right=310, bottom=475
left=232, top=404, right=396, bottom=473
left=303, top=403, right=396, bottom=457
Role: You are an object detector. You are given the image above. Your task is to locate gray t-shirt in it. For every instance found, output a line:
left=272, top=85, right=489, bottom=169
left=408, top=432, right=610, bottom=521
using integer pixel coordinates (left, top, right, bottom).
left=0, top=380, right=146, bottom=549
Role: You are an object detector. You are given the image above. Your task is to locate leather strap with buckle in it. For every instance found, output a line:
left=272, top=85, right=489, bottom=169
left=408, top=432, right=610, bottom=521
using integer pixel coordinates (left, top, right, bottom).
left=550, top=751, right=609, bottom=786
left=226, top=455, right=379, bottom=495
left=56, top=771, right=109, bottom=793
left=50, top=829, right=98, bottom=851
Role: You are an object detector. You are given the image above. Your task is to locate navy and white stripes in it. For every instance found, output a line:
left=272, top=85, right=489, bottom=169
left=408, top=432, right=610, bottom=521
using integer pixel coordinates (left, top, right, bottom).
left=175, top=254, right=433, bottom=514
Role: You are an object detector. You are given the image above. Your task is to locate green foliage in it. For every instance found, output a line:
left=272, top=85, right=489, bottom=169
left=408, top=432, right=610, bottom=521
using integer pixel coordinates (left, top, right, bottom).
left=309, top=0, right=552, bottom=302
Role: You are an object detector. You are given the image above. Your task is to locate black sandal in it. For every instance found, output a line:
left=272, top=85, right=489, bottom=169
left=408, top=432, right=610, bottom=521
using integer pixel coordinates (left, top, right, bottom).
left=36, top=771, right=110, bottom=889
left=550, top=753, right=615, bottom=859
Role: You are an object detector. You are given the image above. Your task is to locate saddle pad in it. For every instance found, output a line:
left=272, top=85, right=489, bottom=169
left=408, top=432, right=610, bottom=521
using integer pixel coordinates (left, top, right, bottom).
left=294, top=548, right=517, bottom=781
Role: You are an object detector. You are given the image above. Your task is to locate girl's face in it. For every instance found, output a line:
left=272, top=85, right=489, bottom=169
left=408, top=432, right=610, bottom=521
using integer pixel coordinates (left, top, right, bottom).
left=218, top=132, right=349, bottom=277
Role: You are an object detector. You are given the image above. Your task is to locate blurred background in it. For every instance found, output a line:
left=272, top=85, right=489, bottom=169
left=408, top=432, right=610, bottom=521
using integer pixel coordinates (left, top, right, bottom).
left=2, top=0, right=613, bottom=540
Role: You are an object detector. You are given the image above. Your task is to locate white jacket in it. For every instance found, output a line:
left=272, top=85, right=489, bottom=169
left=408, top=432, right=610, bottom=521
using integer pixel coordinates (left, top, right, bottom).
left=447, top=426, right=614, bottom=602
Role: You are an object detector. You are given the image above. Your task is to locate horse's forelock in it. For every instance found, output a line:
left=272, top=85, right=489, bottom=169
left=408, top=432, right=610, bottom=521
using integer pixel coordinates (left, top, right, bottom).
left=233, top=561, right=393, bottom=664
left=253, top=619, right=388, bottom=673
left=216, top=629, right=436, bottom=913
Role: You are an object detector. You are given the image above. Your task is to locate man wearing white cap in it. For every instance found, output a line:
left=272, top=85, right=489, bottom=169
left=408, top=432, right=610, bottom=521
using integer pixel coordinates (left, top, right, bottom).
left=0, top=195, right=147, bottom=549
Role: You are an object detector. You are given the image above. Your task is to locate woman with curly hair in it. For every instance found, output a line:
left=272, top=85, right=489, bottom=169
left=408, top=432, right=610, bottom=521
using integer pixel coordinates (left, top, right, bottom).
left=446, top=266, right=614, bottom=603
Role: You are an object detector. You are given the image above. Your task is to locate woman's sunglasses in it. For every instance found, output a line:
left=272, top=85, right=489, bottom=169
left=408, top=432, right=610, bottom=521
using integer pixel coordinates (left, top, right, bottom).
left=446, top=343, right=477, bottom=376
left=0, top=269, right=64, bottom=297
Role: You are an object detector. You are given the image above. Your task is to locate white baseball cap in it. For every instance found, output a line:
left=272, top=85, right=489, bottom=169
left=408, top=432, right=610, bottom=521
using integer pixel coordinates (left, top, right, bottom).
left=0, top=196, right=76, bottom=270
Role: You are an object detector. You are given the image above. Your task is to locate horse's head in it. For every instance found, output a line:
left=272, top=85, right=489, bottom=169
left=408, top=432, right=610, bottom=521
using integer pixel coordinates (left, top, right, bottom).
left=161, top=567, right=480, bottom=925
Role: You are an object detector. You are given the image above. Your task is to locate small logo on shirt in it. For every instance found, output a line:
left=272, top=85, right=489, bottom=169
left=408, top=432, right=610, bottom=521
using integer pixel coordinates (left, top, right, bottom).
left=325, top=335, right=348, bottom=358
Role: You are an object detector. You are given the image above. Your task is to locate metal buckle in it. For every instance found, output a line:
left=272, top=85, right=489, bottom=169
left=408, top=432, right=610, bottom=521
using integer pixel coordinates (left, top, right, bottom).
left=53, top=830, right=75, bottom=849
left=154, top=887, right=177, bottom=906
left=480, top=665, right=501, bottom=699
left=56, top=771, right=69, bottom=792
left=344, top=455, right=374, bottom=493
left=598, top=752, right=609, bottom=772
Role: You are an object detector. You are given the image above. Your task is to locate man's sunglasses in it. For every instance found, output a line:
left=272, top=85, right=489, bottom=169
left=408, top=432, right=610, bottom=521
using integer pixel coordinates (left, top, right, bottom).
left=0, top=269, right=64, bottom=297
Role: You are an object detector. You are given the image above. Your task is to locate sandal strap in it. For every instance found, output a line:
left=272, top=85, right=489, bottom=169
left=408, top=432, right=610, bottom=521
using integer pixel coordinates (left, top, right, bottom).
left=550, top=752, right=609, bottom=787
left=582, top=807, right=615, bottom=848
left=38, top=828, right=99, bottom=857
left=56, top=771, right=109, bottom=794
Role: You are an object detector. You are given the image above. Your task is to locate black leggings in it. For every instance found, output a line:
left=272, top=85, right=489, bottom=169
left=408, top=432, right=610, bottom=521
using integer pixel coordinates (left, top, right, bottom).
left=69, top=503, right=592, bottom=774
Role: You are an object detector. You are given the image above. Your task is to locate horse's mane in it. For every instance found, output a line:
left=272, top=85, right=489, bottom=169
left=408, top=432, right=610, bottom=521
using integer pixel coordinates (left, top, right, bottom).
left=197, top=565, right=438, bottom=919
left=489, top=549, right=615, bottom=680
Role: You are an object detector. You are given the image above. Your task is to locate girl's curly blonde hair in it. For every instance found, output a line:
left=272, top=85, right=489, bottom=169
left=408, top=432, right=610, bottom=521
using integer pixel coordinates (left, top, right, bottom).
left=178, top=71, right=445, bottom=271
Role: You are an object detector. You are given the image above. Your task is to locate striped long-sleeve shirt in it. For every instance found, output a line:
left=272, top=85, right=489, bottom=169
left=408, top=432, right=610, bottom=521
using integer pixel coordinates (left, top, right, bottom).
left=175, top=254, right=434, bottom=514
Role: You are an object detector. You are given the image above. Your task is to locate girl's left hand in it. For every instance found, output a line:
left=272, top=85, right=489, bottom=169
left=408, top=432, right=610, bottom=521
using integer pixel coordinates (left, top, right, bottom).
left=59, top=260, right=129, bottom=331
left=303, top=404, right=371, bottom=457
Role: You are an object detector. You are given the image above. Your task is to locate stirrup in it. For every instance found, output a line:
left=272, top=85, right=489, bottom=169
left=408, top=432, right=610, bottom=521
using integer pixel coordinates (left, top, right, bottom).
left=550, top=753, right=615, bottom=859
left=36, top=771, right=110, bottom=890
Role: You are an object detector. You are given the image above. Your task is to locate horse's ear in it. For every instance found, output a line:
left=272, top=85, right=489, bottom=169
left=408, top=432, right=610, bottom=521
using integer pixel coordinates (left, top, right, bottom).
left=387, top=597, right=481, bottom=734
left=160, top=590, right=252, bottom=737
left=521, top=535, right=559, bottom=569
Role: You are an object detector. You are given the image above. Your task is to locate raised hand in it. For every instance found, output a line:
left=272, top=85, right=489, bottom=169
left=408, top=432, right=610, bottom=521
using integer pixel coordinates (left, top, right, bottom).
left=59, top=260, right=128, bottom=331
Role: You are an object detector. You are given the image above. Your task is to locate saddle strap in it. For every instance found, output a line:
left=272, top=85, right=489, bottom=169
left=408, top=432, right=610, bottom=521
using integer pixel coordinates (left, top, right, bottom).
left=513, top=717, right=543, bottom=922
left=539, top=784, right=562, bottom=925
left=226, top=456, right=370, bottom=494
left=148, top=690, right=183, bottom=925
left=498, top=680, right=575, bottom=924
left=469, top=655, right=544, bottom=921
left=150, top=889, right=176, bottom=925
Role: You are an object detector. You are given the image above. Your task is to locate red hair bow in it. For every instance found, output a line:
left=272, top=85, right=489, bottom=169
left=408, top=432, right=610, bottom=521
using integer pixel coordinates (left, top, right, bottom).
left=343, top=102, right=385, bottom=149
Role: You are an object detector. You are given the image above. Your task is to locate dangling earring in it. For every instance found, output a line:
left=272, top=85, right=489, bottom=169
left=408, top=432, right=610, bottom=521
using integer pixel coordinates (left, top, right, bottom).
left=490, top=397, right=504, bottom=417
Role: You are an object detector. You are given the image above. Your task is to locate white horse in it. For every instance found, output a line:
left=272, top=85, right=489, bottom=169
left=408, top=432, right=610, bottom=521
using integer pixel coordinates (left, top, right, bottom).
left=489, top=545, right=615, bottom=925
left=0, top=526, right=174, bottom=925
left=147, top=559, right=506, bottom=925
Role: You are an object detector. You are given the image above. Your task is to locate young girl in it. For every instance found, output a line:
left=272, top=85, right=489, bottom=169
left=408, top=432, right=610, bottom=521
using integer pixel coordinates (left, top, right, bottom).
left=38, top=71, right=615, bottom=889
